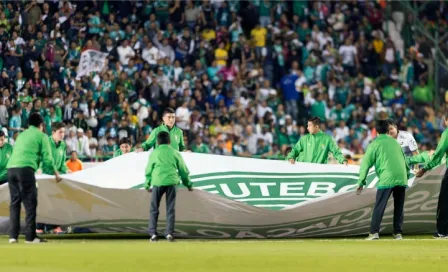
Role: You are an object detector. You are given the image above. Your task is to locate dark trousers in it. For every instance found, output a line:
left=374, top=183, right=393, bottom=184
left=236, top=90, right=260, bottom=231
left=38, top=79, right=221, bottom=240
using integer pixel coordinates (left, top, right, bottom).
left=8, top=167, right=38, bottom=241
left=149, top=185, right=177, bottom=237
left=370, top=186, right=406, bottom=234
left=436, top=169, right=448, bottom=235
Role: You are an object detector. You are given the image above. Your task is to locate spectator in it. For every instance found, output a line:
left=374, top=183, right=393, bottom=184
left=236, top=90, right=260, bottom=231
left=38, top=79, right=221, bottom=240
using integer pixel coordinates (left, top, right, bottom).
left=66, top=151, right=83, bottom=173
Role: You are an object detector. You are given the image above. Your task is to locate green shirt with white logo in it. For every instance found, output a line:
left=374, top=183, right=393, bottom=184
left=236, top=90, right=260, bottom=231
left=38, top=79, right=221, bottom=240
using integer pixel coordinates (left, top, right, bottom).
left=0, top=143, right=13, bottom=181
left=141, top=124, right=185, bottom=152
left=286, top=131, right=346, bottom=164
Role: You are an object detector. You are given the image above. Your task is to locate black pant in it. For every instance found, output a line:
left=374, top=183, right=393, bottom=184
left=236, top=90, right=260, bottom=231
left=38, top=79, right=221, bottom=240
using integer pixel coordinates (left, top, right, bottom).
left=149, top=185, right=177, bottom=237
left=370, top=186, right=406, bottom=234
left=8, top=167, right=38, bottom=241
left=436, top=169, right=448, bottom=235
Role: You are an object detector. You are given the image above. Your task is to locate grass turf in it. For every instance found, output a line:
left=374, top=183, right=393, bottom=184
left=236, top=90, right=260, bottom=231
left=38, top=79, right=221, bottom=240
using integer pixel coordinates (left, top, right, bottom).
left=0, top=235, right=447, bottom=272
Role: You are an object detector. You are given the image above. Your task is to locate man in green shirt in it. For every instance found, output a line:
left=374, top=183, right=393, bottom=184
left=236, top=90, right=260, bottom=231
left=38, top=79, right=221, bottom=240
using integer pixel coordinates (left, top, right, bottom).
left=37, top=122, right=69, bottom=235
left=286, top=117, right=347, bottom=165
left=0, top=130, right=13, bottom=185
left=416, top=115, right=448, bottom=238
left=357, top=120, right=409, bottom=240
left=114, top=137, right=134, bottom=157
left=137, top=108, right=186, bottom=152
left=7, top=113, right=61, bottom=244
left=145, top=131, right=193, bottom=242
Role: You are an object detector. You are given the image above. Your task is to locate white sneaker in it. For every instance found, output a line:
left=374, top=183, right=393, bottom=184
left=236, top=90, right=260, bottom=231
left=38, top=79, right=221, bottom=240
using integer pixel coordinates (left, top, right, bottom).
left=25, top=238, right=47, bottom=244
left=8, top=238, right=18, bottom=244
left=166, top=234, right=175, bottom=242
left=150, top=235, right=158, bottom=242
left=393, top=234, right=403, bottom=240
left=365, top=233, right=379, bottom=240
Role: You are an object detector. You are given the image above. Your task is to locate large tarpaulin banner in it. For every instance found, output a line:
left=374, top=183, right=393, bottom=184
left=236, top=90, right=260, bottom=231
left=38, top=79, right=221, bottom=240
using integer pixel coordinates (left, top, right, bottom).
left=0, top=153, right=444, bottom=238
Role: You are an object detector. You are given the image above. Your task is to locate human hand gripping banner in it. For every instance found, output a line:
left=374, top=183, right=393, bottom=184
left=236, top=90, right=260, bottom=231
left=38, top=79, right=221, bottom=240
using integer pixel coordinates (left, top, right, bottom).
left=0, top=153, right=444, bottom=238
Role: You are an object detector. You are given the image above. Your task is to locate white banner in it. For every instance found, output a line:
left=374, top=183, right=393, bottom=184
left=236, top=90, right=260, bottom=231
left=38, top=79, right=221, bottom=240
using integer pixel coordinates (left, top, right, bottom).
left=76, top=49, right=108, bottom=79
left=0, top=153, right=444, bottom=238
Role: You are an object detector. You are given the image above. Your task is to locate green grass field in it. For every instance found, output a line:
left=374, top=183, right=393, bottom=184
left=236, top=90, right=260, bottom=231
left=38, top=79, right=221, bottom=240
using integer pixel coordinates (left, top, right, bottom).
left=1, top=235, right=447, bottom=272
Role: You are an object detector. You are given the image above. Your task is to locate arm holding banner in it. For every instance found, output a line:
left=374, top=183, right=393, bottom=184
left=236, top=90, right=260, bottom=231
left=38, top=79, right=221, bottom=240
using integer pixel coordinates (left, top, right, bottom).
left=286, top=139, right=303, bottom=164
left=357, top=143, right=376, bottom=189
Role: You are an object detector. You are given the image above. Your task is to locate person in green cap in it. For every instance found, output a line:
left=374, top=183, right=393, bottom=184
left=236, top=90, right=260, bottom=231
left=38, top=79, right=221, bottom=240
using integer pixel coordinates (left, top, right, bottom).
left=137, top=107, right=186, bottom=152
left=286, top=117, right=347, bottom=165
left=357, top=120, right=410, bottom=241
left=7, top=113, right=61, bottom=244
left=0, top=130, right=13, bottom=185
left=36, top=121, right=69, bottom=235
left=114, top=137, right=134, bottom=157
left=145, top=131, right=193, bottom=243
left=416, top=115, right=448, bottom=238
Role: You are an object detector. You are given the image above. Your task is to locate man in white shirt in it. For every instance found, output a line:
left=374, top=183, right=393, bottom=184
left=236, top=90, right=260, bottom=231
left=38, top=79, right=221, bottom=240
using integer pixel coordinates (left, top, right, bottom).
left=117, top=40, right=135, bottom=66
left=70, top=128, right=91, bottom=158
left=142, top=41, right=160, bottom=66
left=338, top=39, right=358, bottom=76
left=388, top=120, right=419, bottom=157
left=334, top=120, right=349, bottom=142
left=86, top=129, right=98, bottom=157
left=175, top=100, right=191, bottom=131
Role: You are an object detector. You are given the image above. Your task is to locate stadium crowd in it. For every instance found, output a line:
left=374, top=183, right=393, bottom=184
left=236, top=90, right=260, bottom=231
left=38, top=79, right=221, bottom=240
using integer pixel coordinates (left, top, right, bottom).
left=0, top=0, right=446, bottom=164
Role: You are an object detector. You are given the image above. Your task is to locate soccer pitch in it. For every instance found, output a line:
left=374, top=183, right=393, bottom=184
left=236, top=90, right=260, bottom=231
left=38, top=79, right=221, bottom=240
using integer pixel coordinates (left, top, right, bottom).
left=1, top=235, right=447, bottom=272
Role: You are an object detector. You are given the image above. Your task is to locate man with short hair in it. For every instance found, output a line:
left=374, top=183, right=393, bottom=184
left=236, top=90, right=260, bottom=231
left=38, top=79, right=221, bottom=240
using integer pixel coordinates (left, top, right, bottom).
left=114, top=137, right=134, bottom=157
left=357, top=120, right=409, bottom=240
left=416, top=115, right=448, bottom=238
left=137, top=108, right=185, bottom=152
left=7, top=113, right=61, bottom=244
left=286, top=117, right=348, bottom=165
left=37, top=122, right=70, bottom=234
left=388, top=120, right=419, bottom=157
left=0, top=130, right=13, bottom=185
left=145, top=131, right=193, bottom=242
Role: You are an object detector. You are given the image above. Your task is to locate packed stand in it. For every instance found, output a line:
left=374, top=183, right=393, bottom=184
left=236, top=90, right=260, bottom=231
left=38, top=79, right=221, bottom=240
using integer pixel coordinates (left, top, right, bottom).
left=0, top=0, right=446, bottom=164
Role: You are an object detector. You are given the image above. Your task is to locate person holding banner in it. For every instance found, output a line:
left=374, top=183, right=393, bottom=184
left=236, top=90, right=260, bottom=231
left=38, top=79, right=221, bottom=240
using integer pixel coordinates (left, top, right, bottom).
left=37, top=122, right=70, bottom=235
left=286, top=117, right=347, bottom=165
left=6, top=113, right=61, bottom=244
left=145, top=131, right=193, bottom=242
left=0, top=130, right=13, bottom=186
left=137, top=108, right=186, bottom=152
left=416, top=115, right=448, bottom=239
left=357, top=120, right=409, bottom=240
left=114, top=137, right=134, bottom=157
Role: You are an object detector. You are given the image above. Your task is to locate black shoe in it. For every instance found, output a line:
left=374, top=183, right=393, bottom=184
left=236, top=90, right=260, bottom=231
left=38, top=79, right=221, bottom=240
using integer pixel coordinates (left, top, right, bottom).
left=166, top=234, right=175, bottom=242
left=25, top=238, right=48, bottom=244
left=150, top=234, right=158, bottom=242
left=433, top=233, right=448, bottom=239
